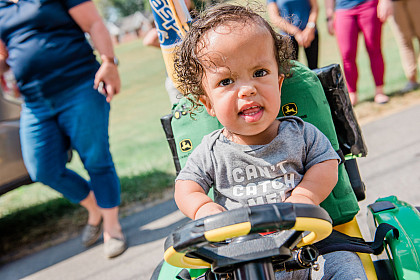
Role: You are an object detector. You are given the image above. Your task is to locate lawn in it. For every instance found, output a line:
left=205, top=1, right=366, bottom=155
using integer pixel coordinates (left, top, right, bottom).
left=0, top=1, right=413, bottom=260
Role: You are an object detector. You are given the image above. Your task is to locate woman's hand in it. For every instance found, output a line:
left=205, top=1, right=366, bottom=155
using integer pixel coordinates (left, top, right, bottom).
left=377, top=0, right=393, bottom=22
left=69, top=1, right=121, bottom=102
left=94, top=59, right=120, bottom=102
left=0, top=40, right=10, bottom=76
left=300, top=27, right=316, bottom=48
left=326, top=16, right=335, bottom=35
left=324, top=0, right=335, bottom=35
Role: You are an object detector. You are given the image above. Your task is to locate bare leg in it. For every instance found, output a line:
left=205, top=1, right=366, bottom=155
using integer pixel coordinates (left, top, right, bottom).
left=349, top=92, right=358, bottom=106
left=80, top=192, right=123, bottom=240
left=101, top=207, right=123, bottom=242
left=80, top=191, right=102, bottom=226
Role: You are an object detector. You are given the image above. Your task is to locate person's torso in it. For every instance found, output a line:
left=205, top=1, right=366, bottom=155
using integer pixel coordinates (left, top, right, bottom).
left=0, top=0, right=99, bottom=97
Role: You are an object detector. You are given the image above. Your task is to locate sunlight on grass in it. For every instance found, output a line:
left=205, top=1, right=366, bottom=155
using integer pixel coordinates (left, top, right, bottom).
left=0, top=183, right=62, bottom=217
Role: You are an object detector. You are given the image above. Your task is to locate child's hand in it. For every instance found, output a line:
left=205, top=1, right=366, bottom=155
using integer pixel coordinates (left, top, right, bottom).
left=194, top=202, right=226, bottom=220
left=285, top=194, right=316, bottom=205
left=287, top=159, right=339, bottom=205
left=175, top=180, right=226, bottom=220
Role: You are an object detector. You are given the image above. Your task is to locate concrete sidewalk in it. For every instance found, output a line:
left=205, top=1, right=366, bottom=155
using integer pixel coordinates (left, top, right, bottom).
left=0, top=198, right=187, bottom=280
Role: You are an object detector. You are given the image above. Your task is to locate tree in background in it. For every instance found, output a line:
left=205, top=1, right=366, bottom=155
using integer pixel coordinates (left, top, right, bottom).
left=94, top=0, right=151, bottom=21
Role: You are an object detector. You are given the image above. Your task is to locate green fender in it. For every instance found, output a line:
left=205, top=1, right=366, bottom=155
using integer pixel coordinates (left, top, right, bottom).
left=368, top=196, right=420, bottom=280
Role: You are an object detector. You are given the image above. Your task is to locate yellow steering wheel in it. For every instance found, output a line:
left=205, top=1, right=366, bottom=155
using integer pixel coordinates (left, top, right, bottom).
left=164, top=203, right=332, bottom=269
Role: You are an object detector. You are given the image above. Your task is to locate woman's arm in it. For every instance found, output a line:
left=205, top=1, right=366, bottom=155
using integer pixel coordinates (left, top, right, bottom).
left=300, top=0, right=319, bottom=47
left=0, top=40, right=9, bottom=76
left=267, top=2, right=304, bottom=44
left=285, top=159, right=338, bottom=205
left=68, top=1, right=120, bottom=102
left=175, top=180, right=226, bottom=220
left=143, top=28, right=161, bottom=48
left=324, top=0, right=335, bottom=35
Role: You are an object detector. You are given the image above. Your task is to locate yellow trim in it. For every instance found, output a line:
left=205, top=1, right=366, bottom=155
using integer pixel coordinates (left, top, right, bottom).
left=205, top=222, right=251, bottom=242
left=167, top=0, right=187, bottom=37
left=164, top=246, right=211, bottom=269
left=294, top=217, right=333, bottom=246
left=334, top=218, right=378, bottom=280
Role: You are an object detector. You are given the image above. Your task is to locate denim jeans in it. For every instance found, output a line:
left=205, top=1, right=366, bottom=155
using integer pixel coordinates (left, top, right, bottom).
left=20, top=79, right=120, bottom=208
left=276, top=251, right=367, bottom=280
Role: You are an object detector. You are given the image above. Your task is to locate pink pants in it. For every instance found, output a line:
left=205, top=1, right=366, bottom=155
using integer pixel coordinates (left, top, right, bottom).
left=335, top=0, right=384, bottom=93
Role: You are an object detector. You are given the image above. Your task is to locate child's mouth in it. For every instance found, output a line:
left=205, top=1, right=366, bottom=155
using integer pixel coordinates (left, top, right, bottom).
left=239, top=106, right=263, bottom=122
left=240, top=105, right=261, bottom=115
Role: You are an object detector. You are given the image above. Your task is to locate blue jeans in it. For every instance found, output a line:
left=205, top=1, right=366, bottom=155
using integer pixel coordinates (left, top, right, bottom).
left=20, top=79, right=120, bottom=208
left=276, top=251, right=367, bottom=279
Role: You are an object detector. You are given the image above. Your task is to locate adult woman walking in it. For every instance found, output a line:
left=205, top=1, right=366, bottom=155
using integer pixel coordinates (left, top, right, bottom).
left=389, top=0, right=420, bottom=93
left=267, top=0, right=320, bottom=69
left=325, top=0, right=393, bottom=105
left=0, top=0, right=126, bottom=258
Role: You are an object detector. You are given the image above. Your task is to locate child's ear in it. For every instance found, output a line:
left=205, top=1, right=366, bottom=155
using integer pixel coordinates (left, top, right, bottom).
left=199, top=95, right=216, bottom=117
left=278, top=74, right=285, bottom=92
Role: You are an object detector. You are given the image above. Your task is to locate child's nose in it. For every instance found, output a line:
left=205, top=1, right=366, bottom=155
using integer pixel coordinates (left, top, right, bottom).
left=238, top=85, right=256, bottom=98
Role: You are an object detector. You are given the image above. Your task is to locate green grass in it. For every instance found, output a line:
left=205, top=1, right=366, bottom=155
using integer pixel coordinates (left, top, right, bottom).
left=0, top=1, right=415, bottom=259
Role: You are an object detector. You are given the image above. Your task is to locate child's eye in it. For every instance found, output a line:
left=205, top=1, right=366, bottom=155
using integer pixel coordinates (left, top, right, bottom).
left=219, top=78, right=233, bottom=87
left=254, top=69, right=268, bottom=77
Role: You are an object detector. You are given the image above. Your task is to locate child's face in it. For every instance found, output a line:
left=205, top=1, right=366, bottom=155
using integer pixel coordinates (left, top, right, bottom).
left=199, top=21, right=284, bottom=145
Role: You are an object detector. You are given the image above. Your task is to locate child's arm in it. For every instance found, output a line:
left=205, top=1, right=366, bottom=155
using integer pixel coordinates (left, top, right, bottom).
left=175, top=180, right=226, bottom=220
left=285, top=159, right=338, bottom=205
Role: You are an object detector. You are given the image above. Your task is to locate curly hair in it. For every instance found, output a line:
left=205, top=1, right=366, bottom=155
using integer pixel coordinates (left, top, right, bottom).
left=173, top=3, right=293, bottom=112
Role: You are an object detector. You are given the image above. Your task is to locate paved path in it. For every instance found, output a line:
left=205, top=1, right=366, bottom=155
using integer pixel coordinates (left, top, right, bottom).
left=356, top=104, right=420, bottom=239
left=0, top=199, right=188, bottom=280
left=1, top=104, right=420, bottom=280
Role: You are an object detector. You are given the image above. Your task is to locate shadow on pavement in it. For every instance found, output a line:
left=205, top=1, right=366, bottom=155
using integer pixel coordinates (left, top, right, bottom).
left=0, top=198, right=188, bottom=280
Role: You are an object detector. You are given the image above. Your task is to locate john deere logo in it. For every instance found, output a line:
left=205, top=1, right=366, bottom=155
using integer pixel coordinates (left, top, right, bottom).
left=174, top=110, right=188, bottom=119
left=180, top=139, right=192, bottom=152
left=282, top=103, right=298, bottom=116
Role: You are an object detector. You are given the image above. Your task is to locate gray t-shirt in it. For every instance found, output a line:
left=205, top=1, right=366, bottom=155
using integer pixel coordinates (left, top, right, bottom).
left=176, top=116, right=340, bottom=210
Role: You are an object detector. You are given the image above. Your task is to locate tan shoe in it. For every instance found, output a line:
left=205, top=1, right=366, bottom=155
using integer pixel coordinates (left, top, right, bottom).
left=374, top=93, right=389, bottom=104
left=81, top=219, right=103, bottom=247
left=104, top=236, right=127, bottom=258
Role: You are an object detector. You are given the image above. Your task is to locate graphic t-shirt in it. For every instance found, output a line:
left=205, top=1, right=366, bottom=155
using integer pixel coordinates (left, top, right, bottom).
left=176, top=116, right=340, bottom=210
